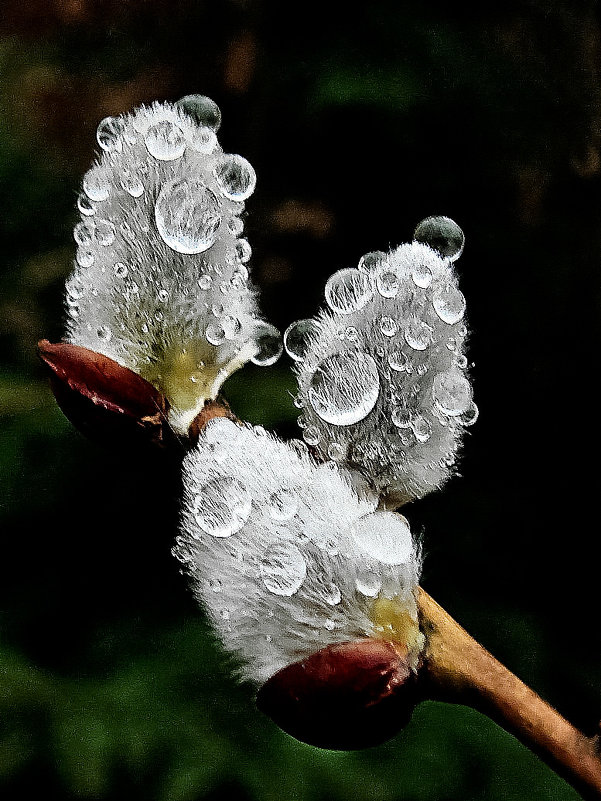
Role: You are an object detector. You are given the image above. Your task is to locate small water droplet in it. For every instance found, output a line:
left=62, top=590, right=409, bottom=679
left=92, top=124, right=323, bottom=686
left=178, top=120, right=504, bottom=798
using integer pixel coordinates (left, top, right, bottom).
left=213, top=154, right=256, bottom=201
left=228, top=216, right=244, bottom=237
left=176, top=94, right=222, bottom=130
left=358, top=250, right=387, bottom=275
left=355, top=569, right=382, bottom=597
left=379, top=316, right=398, bottom=337
left=192, top=476, right=251, bottom=538
left=198, top=274, right=213, bottom=290
left=351, top=511, right=413, bottom=565
left=432, top=370, right=473, bottom=416
left=74, top=220, right=95, bottom=247
left=309, top=351, right=380, bottom=426
left=260, top=543, right=306, bottom=596
left=324, top=618, right=337, bottom=631
left=144, top=120, right=186, bottom=160
left=411, top=413, right=432, bottom=442
left=268, top=488, right=298, bottom=521
left=191, top=126, right=218, bottom=154
left=77, top=194, right=96, bottom=217
left=283, top=319, right=320, bottom=362
left=405, top=319, right=430, bottom=350
left=302, top=425, right=320, bottom=446
left=376, top=269, right=400, bottom=299
left=251, top=322, right=282, bottom=366
left=458, top=401, right=479, bottom=426
left=392, top=408, right=413, bottom=429
left=411, top=261, right=433, bottom=288
left=96, top=325, right=112, bottom=342
left=389, top=351, right=409, bottom=372
left=155, top=178, right=221, bottom=254
left=95, top=219, right=116, bottom=246
left=206, top=322, right=226, bottom=345
left=322, top=582, right=342, bottom=606
left=433, top=286, right=466, bottom=324
left=325, top=268, right=372, bottom=315
left=76, top=249, right=94, bottom=268
left=327, top=442, right=346, bottom=461
left=83, top=170, right=110, bottom=202
left=96, top=116, right=124, bottom=153
left=120, top=173, right=144, bottom=198
left=114, top=262, right=128, bottom=278
left=208, top=578, right=222, bottom=593
left=235, top=238, right=252, bottom=263
left=414, top=216, right=464, bottom=261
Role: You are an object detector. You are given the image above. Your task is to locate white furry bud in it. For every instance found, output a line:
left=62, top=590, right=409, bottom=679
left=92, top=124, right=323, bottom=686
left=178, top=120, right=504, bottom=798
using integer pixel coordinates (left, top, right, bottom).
left=174, top=419, right=423, bottom=685
left=292, top=222, right=476, bottom=506
left=65, top=97, right=281, bottom=435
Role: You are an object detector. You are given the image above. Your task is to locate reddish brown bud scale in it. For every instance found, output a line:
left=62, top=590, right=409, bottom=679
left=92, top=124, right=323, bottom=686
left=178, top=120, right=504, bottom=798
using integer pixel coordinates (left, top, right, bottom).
left=37, top=340, right=174, bottom=448
left=256, top=639, right=417, bottom=750
left=188, top=398, right=238, bottom=443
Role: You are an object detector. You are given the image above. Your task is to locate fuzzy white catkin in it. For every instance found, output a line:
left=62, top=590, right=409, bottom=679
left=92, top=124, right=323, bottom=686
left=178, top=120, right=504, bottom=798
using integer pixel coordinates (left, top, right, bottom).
left=174, top=418, right=423, bottom=685
left=291, top=220, right=477, bottom=507
left=64, top=96, right=281, bottom=435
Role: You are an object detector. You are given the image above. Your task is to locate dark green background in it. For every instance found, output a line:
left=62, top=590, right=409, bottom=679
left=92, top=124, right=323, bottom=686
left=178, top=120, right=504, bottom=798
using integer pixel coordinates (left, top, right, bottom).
left=1, top=2, right=600, bottom=798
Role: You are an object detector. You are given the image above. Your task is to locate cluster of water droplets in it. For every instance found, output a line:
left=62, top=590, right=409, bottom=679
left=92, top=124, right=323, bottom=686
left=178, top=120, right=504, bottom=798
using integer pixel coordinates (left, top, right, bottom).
left=174, top=418, right=422, bottom=684
left=64, top=96, right=281, bottom=433
left=291, top=217, right=477, bottom=505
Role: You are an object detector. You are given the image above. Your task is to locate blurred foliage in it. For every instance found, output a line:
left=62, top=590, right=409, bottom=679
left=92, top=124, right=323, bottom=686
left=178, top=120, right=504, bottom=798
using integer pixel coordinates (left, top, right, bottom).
left=1, top=0, right=601, bottom=799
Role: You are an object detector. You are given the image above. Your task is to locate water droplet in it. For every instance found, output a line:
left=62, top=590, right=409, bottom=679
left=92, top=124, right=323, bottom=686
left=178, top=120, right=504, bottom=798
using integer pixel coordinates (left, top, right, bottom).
left=327, top=442, right=346, bottom=461
left=251, top=322, right=282, bottom=366
left=376, top=269, right=400, bottom=299
left=324, top=618, right=337, bottom=631
left=351, top=511, right=413, bottom=565
left=268, top=488, right=298, bottom=521
left=358, top=250, right=387, bottom=275
left=77, top=194, right=96, bottom=217
left=76, top=249, right=94, bottom=268
left=155, top=178, right=222, bottom=254
left=325, top=268, right=372, bottom=315
left=176, top=94, right=222, bottom=130
left=74, top=220, right=94, bottom=247
left=458, top=401, right=479, bottom=426
left=192, top=476, right=251, bottom=538
left=114, top=262, right=128, bottom=278
left=213, top=154, right=256, bottom=201
left=198, top=274, right=213, bottom=290
left=405, top=319, right=430, bottom=350
left=120, top=173, right=144, bottom=198
left=96, top=116, right=124, bottom=153
left=206, top=322, right=226, bottom=345
left=309, top=351, right=380, bottom=426
left=260, top=543, right=306, bottom=596
left=144, top=120, right=186, bottom=160
left=95, top=219, right=116, bottom=246
left=379, top=316, right=398, bottom=337
left=68, top=281, right=85, bottom=301
left=392, top=408, right=412, bottom=429
left=208, top=578, right=222, bottom=593
left=432, top=370, right=473, bottom=416
left=302, top=425, right=320, bottom=446
left=284, top=319, right=320, bottom=362
left=83, top=170, right=110, bottom=202
left=228, top=216, right=244, bottom=237
left=411, top=261, right=433, bottom=288
left=414, top=216, right=464, bottom=261
left=411, top=413, right=432, bottom=442
left=322, top=582, right=342, bottom=605
left=389, top=351, right=409, bottom=372
left=191, top=126, right=218, bottom=154
left=433, top=286, right=466, bottom=324
left=355, top=569, right=382, bottom=597
left=212, top=303, right=224, bottom=317
left=235, top=238, right=252, bottom=263
left=96, top=325, right=112, bottom=342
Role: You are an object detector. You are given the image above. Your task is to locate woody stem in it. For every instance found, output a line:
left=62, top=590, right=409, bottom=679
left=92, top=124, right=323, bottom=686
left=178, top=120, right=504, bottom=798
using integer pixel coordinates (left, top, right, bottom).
left=417, top=588, right=601, bottom=800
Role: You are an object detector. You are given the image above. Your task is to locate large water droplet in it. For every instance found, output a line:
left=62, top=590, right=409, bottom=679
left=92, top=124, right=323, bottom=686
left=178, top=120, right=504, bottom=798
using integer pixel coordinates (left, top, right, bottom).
left=96, top=116, right=124, bottom=153
left=351, top=511, right=413, bottom=565
left=414, top=216, right=464, bottom=261
left=260, top=543, right=307, bottom=596
left=325, top=269, right=372, bottom=315
left=251, top=322, right=282, bottom=366
left=433, top=286, right=466, bottom=324
left=309, top=351, right=380, bottom=426
left=155, top=178, right=222, bottom=254
left=213, top=154, right=256, bottom=201
left=144, top=120, right=186, bottom=160
left=192, top=476, right=251, bottom=538
left=284, top=319, right=320, bottom=362
left=176, top=94, right=222, bottom=130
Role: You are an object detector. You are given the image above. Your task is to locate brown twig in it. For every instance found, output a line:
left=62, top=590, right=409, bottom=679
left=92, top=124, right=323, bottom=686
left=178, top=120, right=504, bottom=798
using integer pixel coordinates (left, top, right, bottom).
left=417, top=588, right=601, bottom=800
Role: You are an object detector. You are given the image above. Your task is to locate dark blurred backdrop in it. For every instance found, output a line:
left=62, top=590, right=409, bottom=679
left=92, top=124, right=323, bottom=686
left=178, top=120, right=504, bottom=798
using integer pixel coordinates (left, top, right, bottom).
left=1, top=2, right=601, bottom=799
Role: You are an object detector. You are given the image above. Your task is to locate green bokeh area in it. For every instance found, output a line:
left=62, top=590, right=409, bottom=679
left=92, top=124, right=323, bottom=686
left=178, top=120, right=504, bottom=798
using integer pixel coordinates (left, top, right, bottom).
left=1, top=2, right=600, bottom=800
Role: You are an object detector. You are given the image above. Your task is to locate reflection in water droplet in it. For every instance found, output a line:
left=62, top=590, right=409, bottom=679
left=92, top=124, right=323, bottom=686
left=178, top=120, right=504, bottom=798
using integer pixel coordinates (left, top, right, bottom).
left=405, top=319, right=430, bottom=350
left=284, top=319, right=320, bottom=362
left=260, top=543, right=307, bottom=596
left=192, top=476, right=251, bottom=538
left=351, top=511, right=413, bottom=565
left=213, top=154, right=256, bottom=201
left=325, top=269, right=372, bottom=315
left=155, top=178, right=221, bottom=254
left=414, top=216, right=464, bottom=261
left=144, top=120, right=186, bottom=160
left=309, top=351, right=380, bottom=426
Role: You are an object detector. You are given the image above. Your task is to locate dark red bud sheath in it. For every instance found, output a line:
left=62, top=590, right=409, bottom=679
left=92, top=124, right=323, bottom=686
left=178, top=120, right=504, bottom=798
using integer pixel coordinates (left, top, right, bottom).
left=37, top=340, right=173, bottom=448
left=256, top=639, right=417, bottom=750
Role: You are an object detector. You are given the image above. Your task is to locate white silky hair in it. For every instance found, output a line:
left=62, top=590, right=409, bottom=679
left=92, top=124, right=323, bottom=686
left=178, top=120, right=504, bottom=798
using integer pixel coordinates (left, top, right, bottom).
left=64, top=98, right=276, bottom=434
left=293, top=239, right=477, bottom=507
left=174, top=419, right=422, bottom=685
